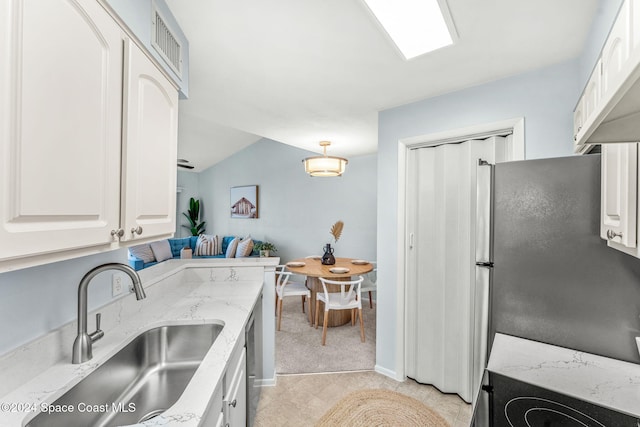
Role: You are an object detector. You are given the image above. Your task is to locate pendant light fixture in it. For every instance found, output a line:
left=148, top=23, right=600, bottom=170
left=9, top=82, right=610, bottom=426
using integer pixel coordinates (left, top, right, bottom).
left=302, top=141, right=348, bottom=177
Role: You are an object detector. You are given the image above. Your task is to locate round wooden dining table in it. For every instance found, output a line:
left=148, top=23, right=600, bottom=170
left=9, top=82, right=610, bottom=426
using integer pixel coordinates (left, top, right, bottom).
left=285, top=257, right=373, bottom=327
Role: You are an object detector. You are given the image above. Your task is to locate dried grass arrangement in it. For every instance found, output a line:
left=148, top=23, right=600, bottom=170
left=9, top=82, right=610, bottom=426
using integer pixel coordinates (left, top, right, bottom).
left=330, top=220, right=344, bottom=242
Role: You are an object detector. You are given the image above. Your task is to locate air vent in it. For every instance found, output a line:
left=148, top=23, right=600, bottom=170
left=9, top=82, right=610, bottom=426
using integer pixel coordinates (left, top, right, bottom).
left=151, top=3, right=182, bottom=78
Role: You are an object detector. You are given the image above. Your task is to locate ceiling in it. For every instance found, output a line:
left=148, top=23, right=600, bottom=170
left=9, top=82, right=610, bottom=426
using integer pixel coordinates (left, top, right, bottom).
left=166, top=0, right=599, bottom=172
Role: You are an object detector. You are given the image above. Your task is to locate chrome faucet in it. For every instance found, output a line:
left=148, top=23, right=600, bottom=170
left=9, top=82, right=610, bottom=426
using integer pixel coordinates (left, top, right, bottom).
left=72, top=263, right=146, bottom=364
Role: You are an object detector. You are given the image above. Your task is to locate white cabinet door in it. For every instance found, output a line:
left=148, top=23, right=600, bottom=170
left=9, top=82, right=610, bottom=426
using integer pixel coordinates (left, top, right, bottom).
left=601, top=1, right=631, bottom=97
left=121, top=40, right=178, bottom=242
left=601, top=143, right=637, bottom=249
left=224, top=348, right=247, bottom=427
left=583, top=59, right=602, bottom=120
left=573, top=96, right=584, bottom=144
left=0, top=0, right=123, bottom=262
left=574, top=60, right=602, bottom=150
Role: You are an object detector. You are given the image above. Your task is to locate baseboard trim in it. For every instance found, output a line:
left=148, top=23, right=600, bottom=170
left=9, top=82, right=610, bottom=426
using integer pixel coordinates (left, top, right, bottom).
left=256, top=376, right=277, bottom=387
left=375, top=364, right=400, bottom=381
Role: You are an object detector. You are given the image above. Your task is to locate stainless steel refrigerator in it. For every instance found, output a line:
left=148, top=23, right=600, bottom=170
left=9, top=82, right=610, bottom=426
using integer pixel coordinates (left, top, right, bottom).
left=476, top=154, right=640, bottom=370
left=473, top=153, right=640, bottom=425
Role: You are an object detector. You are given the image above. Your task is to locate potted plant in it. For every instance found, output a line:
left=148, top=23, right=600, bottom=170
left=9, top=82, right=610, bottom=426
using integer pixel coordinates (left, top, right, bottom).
left=255, top=241, right=277, bottom=257
left=182, top=197, right=206, bottom=236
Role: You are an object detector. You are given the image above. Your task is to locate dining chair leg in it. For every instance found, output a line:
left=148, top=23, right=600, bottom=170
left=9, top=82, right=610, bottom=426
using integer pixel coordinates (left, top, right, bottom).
left=358, top=308, right=365, bottom=342
left=315, top=300, right=320, bottom=329
left=368, top=291, right=373, bottom=309
left=322, top=310, right=329, bottom=345
left=351, top=308, right=355, bottom=326
left=301, top=295, right=306, bottom=313
left=277, top=298, right=283, bottom=331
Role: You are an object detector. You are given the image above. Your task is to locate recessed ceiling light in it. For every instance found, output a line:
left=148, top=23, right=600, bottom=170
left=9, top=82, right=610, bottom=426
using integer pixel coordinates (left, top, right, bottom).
left=363, top=0, right=456, bottom=60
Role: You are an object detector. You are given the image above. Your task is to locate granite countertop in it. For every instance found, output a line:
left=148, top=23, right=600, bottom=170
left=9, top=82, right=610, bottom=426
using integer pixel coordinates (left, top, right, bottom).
left=0, top=258, right=277, bottom=426
left=488, top=333, right=640, bottom=418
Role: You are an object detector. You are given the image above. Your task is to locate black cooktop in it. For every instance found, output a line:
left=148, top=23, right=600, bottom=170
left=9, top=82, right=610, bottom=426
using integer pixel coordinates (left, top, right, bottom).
left=471, top=371, right=639, bottom=427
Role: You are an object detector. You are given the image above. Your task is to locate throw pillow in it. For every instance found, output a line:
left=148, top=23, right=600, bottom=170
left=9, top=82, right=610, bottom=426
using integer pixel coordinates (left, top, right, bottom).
left=149, top=240, right=173, bottom=262
left=128, top=244, right=156, bottom=263
left=225, top=237, right=241, bottom=258
left=236, top=237, right=254, bottom=257
left=195, top=234, right=221, bottom=256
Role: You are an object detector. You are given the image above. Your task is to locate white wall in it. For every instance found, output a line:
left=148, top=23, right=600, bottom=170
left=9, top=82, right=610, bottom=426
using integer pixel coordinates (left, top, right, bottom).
left=375, top=0, right=625, bottom=378
left=197, top=138, right=377, bottom=264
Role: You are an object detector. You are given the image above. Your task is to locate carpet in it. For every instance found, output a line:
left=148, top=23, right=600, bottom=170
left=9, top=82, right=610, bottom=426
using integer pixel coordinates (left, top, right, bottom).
left=276, top=295, right=376, bottom=374
left=315, top=389, right=450, bottom=427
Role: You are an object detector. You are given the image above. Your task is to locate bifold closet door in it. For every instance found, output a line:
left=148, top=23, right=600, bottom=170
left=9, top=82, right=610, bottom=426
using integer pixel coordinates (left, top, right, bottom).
left=406, top=137, right=502, bottom=403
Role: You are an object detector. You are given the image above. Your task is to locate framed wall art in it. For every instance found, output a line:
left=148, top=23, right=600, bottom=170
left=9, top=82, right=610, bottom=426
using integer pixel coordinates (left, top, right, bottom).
left=230, top=185, right=258, bottom=218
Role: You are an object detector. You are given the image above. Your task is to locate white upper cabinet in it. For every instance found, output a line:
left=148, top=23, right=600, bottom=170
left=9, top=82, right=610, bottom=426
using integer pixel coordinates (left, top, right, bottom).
left=0, top=0, right=123, bottom=264
left=601, top=2, right=631, bottom=97
left=121, top=40, right=178, bottom=242
left=600, top=143, right=638, bottom=250
left=574, top=0, right=640, bottom=149
left=0, top=0, right=179, bottom=272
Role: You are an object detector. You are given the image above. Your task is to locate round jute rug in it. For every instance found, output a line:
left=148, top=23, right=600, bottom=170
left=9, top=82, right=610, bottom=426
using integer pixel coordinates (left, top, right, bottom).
left=315, top=388, right=450, bottom=427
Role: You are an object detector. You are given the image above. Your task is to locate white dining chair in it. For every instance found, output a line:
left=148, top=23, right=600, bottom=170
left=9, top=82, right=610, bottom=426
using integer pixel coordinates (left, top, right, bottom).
left=359, top=262, right=377, bottom=309
left=276, top=265, right=311, bottom=331
left=315, top=276, right=365, bottom=346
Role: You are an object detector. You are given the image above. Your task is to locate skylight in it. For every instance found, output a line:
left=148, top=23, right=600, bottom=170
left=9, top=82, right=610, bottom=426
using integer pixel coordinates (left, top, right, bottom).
left=363, top=0, right=455, bottom=60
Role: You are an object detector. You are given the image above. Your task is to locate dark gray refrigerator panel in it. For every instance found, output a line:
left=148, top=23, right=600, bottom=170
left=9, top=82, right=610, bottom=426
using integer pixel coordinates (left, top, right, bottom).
left=491, top=154, right=640, bottom=363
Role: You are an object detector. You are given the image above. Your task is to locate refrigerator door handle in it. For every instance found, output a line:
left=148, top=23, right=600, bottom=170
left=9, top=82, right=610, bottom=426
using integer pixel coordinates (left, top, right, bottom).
left=475, top=261, right=494, bottom=268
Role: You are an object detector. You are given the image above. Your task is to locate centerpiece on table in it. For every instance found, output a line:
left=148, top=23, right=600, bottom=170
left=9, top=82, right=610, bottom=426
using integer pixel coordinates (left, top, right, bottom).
left=322, top=220, right=343, bottom=265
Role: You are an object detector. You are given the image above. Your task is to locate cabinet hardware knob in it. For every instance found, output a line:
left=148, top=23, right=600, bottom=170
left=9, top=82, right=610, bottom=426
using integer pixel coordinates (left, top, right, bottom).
left=607, top=229, right=622, bottom=240
left=110, top=228, right=124, bottom=238
left=131, top=226, right=143, bottom=235
left=229, top=399, right=237, bottom=408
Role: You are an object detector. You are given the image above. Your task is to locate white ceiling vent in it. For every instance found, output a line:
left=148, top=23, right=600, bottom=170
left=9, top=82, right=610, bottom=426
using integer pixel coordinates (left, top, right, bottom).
left=151, top=2, right=182, bottom=78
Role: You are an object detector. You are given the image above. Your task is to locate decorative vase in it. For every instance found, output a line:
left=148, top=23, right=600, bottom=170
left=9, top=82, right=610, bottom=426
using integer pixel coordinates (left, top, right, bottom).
left=260, top=250, right=269, bottom=258
left=321, top=243, right=335, bottom=265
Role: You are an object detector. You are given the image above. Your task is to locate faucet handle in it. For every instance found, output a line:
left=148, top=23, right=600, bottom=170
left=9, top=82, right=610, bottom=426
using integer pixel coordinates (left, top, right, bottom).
left=89, top=313, right=104, bottom=344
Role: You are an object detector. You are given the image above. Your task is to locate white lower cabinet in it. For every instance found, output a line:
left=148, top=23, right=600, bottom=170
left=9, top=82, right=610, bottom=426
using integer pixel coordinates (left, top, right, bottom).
left=223, top=347, right=247, bottom=427
left=601, top=143, right=640, bottom=256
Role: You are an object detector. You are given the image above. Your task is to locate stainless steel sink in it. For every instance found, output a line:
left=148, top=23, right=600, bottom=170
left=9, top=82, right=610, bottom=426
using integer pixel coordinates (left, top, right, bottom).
left=26, top=323, right=224, bottom=427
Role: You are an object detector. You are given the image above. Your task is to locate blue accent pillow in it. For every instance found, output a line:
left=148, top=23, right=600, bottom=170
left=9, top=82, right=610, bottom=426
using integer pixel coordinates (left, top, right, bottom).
left=169, top=237, right=192, bottom=258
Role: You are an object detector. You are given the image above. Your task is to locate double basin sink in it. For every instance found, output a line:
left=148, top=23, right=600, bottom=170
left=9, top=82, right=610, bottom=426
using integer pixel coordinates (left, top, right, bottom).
left=26, top=323, right=224, bottom=427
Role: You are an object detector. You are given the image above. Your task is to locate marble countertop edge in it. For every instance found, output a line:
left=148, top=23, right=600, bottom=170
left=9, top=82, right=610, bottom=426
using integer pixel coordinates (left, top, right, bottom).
left=488, top=333, right=640, bottom=418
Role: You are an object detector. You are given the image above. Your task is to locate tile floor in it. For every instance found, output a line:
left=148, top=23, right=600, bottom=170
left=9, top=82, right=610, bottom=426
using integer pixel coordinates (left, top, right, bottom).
left=254, top=370, right=472, bottom=427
